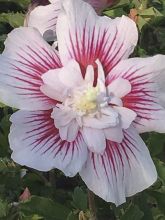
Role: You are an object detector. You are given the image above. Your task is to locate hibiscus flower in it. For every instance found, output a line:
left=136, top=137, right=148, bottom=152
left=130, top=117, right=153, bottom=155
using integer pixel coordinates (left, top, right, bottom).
left=0, top=0, right=165, bottom=206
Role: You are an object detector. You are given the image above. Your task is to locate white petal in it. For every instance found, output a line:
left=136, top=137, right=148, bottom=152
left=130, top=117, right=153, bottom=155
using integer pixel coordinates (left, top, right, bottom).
left=96, top=59, right=105, bottom=83
left=51, top=106, right=76, bottom=127
left=57, top=0, right=138, bottom=75
left=114, top=106, right=137, bottom=129
left=27, top=1, right=61, bottom=40
left=59, top=119, right=79, bottom=142
left=85, top=65, right=94, bottom=85
left=42, top=59, right=83, bottom=91
left=104, top=125, right=124, bottom=143
left=41, top=69, right=67, bottom=97
left=10, top=110, right=87, bottom=177
left=110, top=96, right=123, bottom=107
left=83, top=108, right=118, bottom=129
left=82, top=127, right=106, bottom=153
left=80, top=126, right=157, bottom=206
left=107, top=55, right=165, bottom=133
left=0, top=27, right=61, bottom=110
left=58, top=60, right=83, bottom=87
left=95, top=60, right=106, bottom=94
left=52, top=107, right=79, bottom=142
left=40, top=84, right=66, bottom=102
left=107, top=78, right=131, bottom=98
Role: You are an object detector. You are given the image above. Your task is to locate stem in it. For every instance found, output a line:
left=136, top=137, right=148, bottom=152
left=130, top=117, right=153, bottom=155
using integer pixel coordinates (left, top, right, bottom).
left=88, top=190, right=98, bottom=220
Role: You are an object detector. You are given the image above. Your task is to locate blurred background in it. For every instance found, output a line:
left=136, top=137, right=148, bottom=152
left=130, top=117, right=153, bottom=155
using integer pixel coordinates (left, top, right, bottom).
left=0, top=0, right=165, bottom=219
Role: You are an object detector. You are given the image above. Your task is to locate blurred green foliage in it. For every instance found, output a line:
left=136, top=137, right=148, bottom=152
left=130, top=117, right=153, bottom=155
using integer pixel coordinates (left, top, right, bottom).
left=0, top=0, right=165, bottom=219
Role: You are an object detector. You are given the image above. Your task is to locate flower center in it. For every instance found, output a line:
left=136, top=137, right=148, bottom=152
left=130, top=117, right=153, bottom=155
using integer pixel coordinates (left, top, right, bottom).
left=74, top=86, right=99, bottom=113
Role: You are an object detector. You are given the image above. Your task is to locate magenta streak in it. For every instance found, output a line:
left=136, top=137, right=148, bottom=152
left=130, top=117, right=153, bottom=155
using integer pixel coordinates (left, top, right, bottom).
left=11, top=63, right=41, bottom=78
left=99, top=142, right=117, bottom=179
left=41, top=135, right=61, bottom=155
left=120, top=66, right=140, bottom=79
left=41, top=47, right=62, bottom=67
left=94, top=130, right=142, bottom=181
left=67, top=22, right=120, bottom=79
left=41, top=135, right=59, bottom=154
left=101, top=154, right=112, bottom=181
left=17, top=52, right=47, bottom=72
left=123, top=67, right=146, bottom=80
left=75, top=30, right=82, bottom=66
left=124, top=97, right=156, bottom=105
left=130, top=89, right=155, bottom=95
left=16, top=52, right=46, bottom=73
left=63, top=136, right=79, bottom=162
left=69, top=30, right=78, bottom=61
left=91, top=153, right=99, bottom=177
left=9, top=74, right=40, bottom=87
left=25, top=122, right=58, bottom=151
left=63, top=142, right=72, bottom=161
left=87, top=26, right=96, bottom=64
left=82, top=20, right=87, bottom=60
left=27, top=46, right=55, bottom=69
left=36, top=134, right=56, bottom=153
left=7, top=59, right=57, bottom=104
left=107, top=65, right=136, bottom=83
left=11, top=63, right=41, bottom=79
left=133, top=120, right=145, bottom=126
left=103, top=142, right=118, bottom=179
left=105, top=42, right=124, bottom=72
left=124, top=134, right=139, bottom=154
left=95, top=28, right=107, bottom=59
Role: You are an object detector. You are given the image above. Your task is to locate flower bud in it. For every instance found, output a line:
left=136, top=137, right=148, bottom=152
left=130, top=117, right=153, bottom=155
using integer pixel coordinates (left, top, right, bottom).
left=19, top=187, right=31, bottom=201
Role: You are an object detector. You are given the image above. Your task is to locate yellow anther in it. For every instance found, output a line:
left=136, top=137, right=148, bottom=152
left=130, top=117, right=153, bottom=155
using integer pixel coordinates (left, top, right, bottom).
left=74, top=86, right=99, bottom=113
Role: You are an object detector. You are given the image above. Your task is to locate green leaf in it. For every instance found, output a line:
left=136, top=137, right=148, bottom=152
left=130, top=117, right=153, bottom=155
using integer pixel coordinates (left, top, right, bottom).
left=0, top=103, right=5, bottom=108
left=0, top=114, right=11, bottom=157
left=149, top=191, right=165, bottom=214
left=72, top=187, right=87, bottom=211
left=154, top=159, right=165, bottom=184
left=140, top=16, right=165, bottom=54
left=137, top=7, right=163, bottom=30
left=103, top=7, right=126, bottom=17
left=139, top=7, right=163, bottom=17
left=135, top=192, right=154, bottom=220
left=67, top=212, right=78, bottom=220
left=20, top=214, right=43, bottom=220
left=132, top=0, right=143, bottom=8
left=147, top=133, right=165, bottom=156
left=107, top=0, right=130, bottom=9
left=0, top=199, right=8, bottom=218
left=0, top=0, right=30, bottom=8
left=121, top=205, right=144, bottom=220
left=19, top=196, right=70, bottom=220
left=137, top=15, right=148, bottom=30
left=0, top=12, right=25, bottom=27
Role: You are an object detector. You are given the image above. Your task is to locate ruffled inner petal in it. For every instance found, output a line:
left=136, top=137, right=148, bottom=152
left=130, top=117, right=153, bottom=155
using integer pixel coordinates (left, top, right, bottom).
left=82, top=127, right=106, bottom=153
